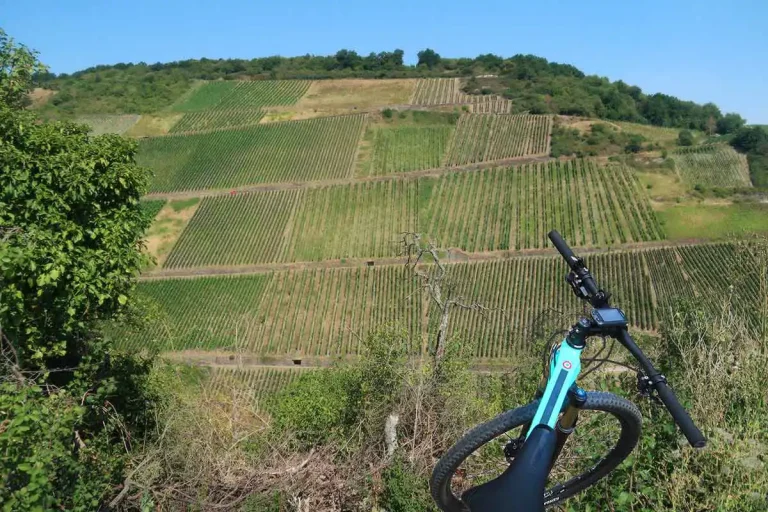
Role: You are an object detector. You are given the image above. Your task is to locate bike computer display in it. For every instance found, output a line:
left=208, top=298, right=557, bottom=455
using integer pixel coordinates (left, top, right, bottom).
left=591, top=308, right=628, bottom=328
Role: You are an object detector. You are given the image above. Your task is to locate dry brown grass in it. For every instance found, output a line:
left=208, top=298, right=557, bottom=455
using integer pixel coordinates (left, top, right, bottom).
left=144, top=200, right=200, bottom=268
left=296, top=79, right=418, bottom=110
left=27, top=87, right=56, bottom=108
left=124, top=113, right=184, bottom=137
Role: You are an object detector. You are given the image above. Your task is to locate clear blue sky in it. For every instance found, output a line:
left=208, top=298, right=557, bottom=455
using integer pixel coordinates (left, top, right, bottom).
left=3, top=0, right=767, bottom=123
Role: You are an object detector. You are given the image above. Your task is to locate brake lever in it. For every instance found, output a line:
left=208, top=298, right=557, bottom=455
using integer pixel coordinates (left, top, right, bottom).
left=637, top=372, right=664, bottom=405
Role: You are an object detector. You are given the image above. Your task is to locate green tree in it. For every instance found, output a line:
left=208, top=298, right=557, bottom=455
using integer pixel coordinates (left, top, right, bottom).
left=0, top=30, right=157, bottom=510
left=716, top=112, right=746, bottom=134
left=0, top=28, right=46, bottom=109
left=677, top=129, right=695, bottom=146
left=417, top=48, right=441, bottom=69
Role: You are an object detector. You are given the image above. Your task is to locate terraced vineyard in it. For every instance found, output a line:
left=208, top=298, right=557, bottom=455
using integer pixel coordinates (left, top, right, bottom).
left=115, top=274, right=272, bottom=352
left=418, top=160, right=664, bottom=252
left=207, top=367, right=309, bottom=408
left=121, top=242, right=761, bottom=358
left=671, top=145, right=751, bottom=187
left=162, top=160, right=661, bottom=268
left=165, top=190, right=300, bottom=268
left=410, top=78, right=513, bottom=112
left=165, top=179, right=417, bottom=267
left=169, top=109, right=265, bottom=133
left=118, top=265, right=422, bottom=355
left=368, top=125, right=454, bottom=175
left=172, top=80, right=311, bottom=112
left=446, top=114, right=551, bottom=165
left=138, top=114, right=366, bottom=193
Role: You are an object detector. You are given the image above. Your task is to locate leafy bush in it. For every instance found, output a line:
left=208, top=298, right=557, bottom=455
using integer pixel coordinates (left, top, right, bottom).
left=380, top=456, right=435, bottom=512
left=269, top=368, right=362, bottom=448
left=677, top=129, right=695, bottom=146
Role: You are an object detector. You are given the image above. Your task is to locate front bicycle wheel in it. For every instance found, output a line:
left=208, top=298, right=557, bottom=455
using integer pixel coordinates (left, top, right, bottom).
left=430, top=391, right=642, bottom=511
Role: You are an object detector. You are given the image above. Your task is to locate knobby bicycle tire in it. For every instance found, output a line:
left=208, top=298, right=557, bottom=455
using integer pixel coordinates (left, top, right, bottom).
left=430, top=391, right=642, bottom=511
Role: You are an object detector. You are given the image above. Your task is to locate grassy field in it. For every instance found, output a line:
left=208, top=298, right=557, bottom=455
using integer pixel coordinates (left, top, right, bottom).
left=171, top=80, right=311, bottom=112
left=670, top=145, right=751, bottom=187
left=77, top=114, right=141, bottom=135
left=140, top=199, right=167, bottom=220
left=161, top=160, right=662, bottom=268
left=612, top=121, right=683, bottom=145
left=119, top=242, right=761, bottom=357
left=445, top=114, right=551, bottom=165
left=138, top=114, right=366, bottom=193
left=657, top=201, right=768, bottom=240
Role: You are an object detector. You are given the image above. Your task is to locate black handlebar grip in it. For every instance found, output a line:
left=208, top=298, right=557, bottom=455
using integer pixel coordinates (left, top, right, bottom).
left=547, top=230, right=576, bottom=269
left=654, top=381, right=706, bottom=448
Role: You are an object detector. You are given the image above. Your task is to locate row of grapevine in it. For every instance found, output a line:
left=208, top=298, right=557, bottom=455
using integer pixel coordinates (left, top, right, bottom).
left=140, top=199, right=167, bottom=220
left=121, top=243, right=759, bottom=357
left=112, top=274, right=272, bottom=352
left=164, top=160, right=663, bottom=267
left=368, top=125, right=455, bottom=175
left=172, top=80, right=311, bottom=112
left=418, top=160, right=664, bottom=253
left=207, top=366, right=309, bottom=408
left=671, top=145, right=751, bottom=188
left=139, top=114, right=366, bottom=193
left=169, top=109, right=265, bottom=133
left=409, top=78, right=512, bottom=113
left=164, top=189, right=300, bottom=268
left=446, top=114, right=551, bottom=165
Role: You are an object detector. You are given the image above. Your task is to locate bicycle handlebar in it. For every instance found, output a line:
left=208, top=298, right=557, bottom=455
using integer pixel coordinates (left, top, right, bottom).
left=617, top=330, right=706, bottom=448
left=548, top=230, right=706, bottom=449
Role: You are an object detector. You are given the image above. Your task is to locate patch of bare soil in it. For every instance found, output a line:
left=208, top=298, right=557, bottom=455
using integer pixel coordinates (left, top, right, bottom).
left=28, top=88, right=56, bottom=108
left=296, top=79, right=418, bottom=110
left=144, top=201, right=200, bottom=266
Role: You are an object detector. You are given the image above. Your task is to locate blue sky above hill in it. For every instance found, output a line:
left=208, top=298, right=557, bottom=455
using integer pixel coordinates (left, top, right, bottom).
left=4, top=0, right=767, bottom=123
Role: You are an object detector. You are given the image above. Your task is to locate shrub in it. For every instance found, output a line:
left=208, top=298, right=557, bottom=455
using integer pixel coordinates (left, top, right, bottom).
left=677, top=129, right=695, bottom=146
left=382, top=108, right=394, bottom=119
left=269, top=367, right=362, bottom=448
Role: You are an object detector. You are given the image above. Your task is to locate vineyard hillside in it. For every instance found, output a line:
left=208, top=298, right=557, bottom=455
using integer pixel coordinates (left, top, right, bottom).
left=159, top=160, right=663, bottom=269
left=410, top=78, right=513, bottom=112
left=117, top=243, right=761, bottom=360
left=138, top=114, right=366, bottom=193
left=671, top=144, right=751, bottom=188
left=446, top=114, right=552, bottom=165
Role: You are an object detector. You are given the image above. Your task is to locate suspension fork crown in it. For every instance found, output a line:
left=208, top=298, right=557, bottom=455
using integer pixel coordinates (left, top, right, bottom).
left=558, top=385, right=587, bottom=433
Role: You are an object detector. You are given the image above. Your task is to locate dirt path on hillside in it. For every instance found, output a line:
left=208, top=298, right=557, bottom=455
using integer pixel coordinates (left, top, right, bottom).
left=143, top=155, right=554, bottom=201
left=140, top=237, right=714, bottom=280
left=163, top=348, right=643, bottom=374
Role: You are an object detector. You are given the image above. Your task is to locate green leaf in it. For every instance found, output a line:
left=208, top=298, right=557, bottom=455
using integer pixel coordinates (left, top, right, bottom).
left=118, top=294, right=128, bottom=305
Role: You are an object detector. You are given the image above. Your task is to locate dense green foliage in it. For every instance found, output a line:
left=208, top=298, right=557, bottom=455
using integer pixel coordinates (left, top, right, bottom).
left=729, top=125, right=768, bottom=187
left=34, top=48, right=744, bottom=134
left=1, top=108, right=150, bottom=369
left=677, top=129, right=694, bottom=146
left=0, top=32, right=159, bottom=510
left=0, top=29, right=46, bottom=109
left=549, top=122, right=655, bottom=157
